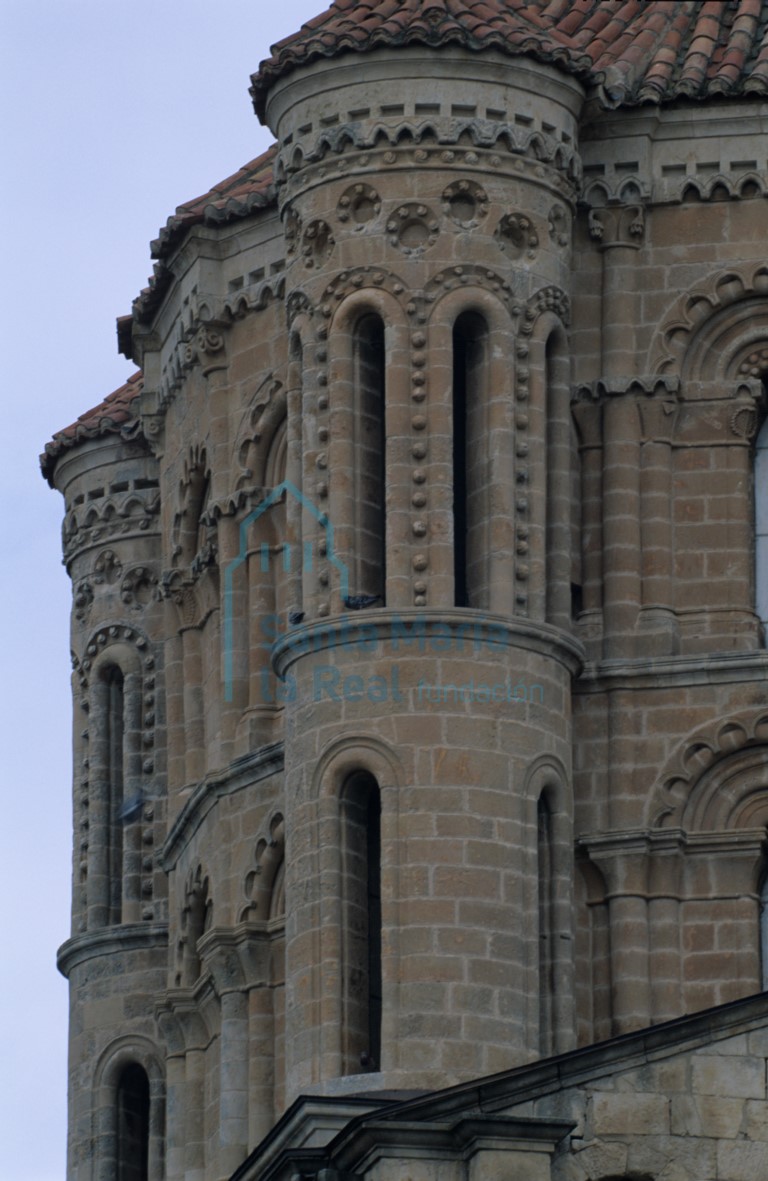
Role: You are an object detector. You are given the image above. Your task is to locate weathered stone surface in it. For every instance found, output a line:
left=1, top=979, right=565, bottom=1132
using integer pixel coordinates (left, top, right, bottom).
left=45, top=2, right=768, bottom=1179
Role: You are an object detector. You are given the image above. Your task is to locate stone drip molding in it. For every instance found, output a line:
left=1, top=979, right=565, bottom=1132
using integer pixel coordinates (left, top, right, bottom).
left=648, top=707, right=768, bottom=831
left=658, top=170, right=768, bottom=206
left=240, top=812, right=285, bottom=923
left=583, top=170, right=768, bottom=213
left=649, top=263, right=768, bottom=377
left=72, top=624, right=160, bottom=930
left=581, top=176, right=651, bottom=208
left=572, top=375, right=681, bottom=401
left=161, top=743, right=285, bottom=871
left=233, top=376, right=286, bottom=493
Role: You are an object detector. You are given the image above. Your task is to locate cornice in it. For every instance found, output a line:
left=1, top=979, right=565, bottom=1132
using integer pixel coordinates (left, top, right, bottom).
left=273, top=610, right=585, bottom=680
left=57, top=922, right=168, bottom=978
left=577, top=649, right=768, bottom=694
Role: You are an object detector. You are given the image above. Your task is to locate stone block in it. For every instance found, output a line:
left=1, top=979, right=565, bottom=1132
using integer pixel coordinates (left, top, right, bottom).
left=591, top=1091, right=670, bottom=1135
left=691, top=1054, right=766, bottom=1099
left=670, top=1093, right=744, bottom=1138
left=717, top=1140, right=768, bottom=1181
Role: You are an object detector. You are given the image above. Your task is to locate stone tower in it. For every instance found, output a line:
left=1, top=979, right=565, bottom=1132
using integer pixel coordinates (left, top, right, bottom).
left=43, top=3, right=768, bottom=1180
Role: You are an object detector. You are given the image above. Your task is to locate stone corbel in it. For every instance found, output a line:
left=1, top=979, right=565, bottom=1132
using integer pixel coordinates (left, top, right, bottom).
left=588, top=203, right=645, bottom=250
left=579, top=831, right=651, bottom=898
left=156, top=987, right=216, bottom=1052
left=197, top=929, right=248, bottom=996
left=183, top=321, right=228, bottom=377
left=197, top=922, right=273, bottom=995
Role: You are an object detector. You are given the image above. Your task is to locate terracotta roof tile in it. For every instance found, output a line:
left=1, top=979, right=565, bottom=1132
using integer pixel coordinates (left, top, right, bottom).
left=41, top=372, right=144, bottom=484
left=251, top=1, right=768, bottom=117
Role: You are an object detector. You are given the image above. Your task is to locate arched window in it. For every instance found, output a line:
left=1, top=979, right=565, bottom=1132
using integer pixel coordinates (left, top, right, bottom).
left=353, top=315, right=386, bottom=601
left=341, top=771, right=382, bottom=1072
left=537, top=792, right=555, bottom=1055
left=453, top=312, right=489, bottom=608
left=116, top=1063, right=150, bottom=1181
left=105, top=665, right=125, bottom=926
left=755, top=412, right=768, bottom=641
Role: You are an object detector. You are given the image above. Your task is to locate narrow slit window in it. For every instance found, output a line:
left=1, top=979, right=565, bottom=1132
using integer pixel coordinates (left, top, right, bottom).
left=342, top=771, right=382, bottom=1072
left=453, top=313, right=489, bottom=608
left=106, top=666, right=125, bottom=926
left=116, top=1063, right=150, bottom=1181
left=354, top=315, right=386, bottom=601
left=537, top=793, right=555, bottom=1055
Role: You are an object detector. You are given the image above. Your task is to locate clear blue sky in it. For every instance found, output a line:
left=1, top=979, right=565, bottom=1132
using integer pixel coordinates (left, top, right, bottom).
left=2, top=3, right=322, bottom=1176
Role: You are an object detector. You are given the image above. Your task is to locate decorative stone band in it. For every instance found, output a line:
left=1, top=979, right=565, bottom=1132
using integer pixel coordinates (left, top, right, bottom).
left=573, top=375, right=681, bottom=401
left=272, top=609, right=585, bottom=683
left=56, top=922, right=168, bottom=979
left=273, top=117, right=580, bottom=194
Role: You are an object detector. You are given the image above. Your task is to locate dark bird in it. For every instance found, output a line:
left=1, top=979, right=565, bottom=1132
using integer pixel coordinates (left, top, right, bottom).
left=343, top=594, right=383, bottom=610
left=117, top=792, right=145, bottom=823
left=288, top=611, right=305, bottom=625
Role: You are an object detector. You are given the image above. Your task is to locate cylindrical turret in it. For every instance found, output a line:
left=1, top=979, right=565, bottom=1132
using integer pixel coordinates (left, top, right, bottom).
left=260, top=43, right=585, bottom=1095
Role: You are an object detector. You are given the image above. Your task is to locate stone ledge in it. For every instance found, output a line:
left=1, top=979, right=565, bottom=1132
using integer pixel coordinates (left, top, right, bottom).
left=578, top=648, right=768, bottom=692
left=273, top=610, right=586, bottom=680
left=57, top=922, right=168, bottom=978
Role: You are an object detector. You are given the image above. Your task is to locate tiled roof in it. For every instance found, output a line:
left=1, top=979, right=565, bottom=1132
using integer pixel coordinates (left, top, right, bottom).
left=251, top=0, right=768, bottom=116
left=126, top=147, right=278, bottom=332
left=41, top=372, right=143, bottom=484
left=150, top=145, right=277, bottom=261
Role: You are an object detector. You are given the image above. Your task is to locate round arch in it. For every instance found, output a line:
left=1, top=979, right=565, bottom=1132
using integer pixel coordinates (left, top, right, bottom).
left=93, top=1035, right=165, bottom=1181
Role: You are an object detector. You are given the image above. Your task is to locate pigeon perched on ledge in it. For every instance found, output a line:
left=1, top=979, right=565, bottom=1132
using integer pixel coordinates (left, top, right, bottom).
left=343, top=594, right=383, bottom=610
left=288, top=611, right=305, bottom=625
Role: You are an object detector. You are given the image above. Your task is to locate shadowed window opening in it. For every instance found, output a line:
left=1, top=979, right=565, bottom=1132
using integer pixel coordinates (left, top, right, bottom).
left=116, top=1063, right=150, bottom=1181
left=537, top=793, right=555, bottom=1056
left=342, top=771, right=382, bottom=1072
left=106, top=666, right=125, bottom=925
left=453, top=312, right=489, bottom=608
left=354, top=315, right=386, bottom=602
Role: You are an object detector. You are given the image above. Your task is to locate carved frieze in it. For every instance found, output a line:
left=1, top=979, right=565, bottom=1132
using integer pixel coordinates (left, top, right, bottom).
left=62, top=490, right=161, bottom=565
left=274, top=118, right=580, bottom=193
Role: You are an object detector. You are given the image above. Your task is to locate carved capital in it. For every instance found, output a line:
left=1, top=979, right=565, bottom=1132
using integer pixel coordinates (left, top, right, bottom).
left=588, top=203, right=645, bottom=250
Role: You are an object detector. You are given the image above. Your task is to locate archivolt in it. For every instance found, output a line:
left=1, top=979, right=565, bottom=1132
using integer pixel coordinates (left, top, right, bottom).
left=648, top=263, right=768, bottom=379
left=648, top=708, right=768, bottom=830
